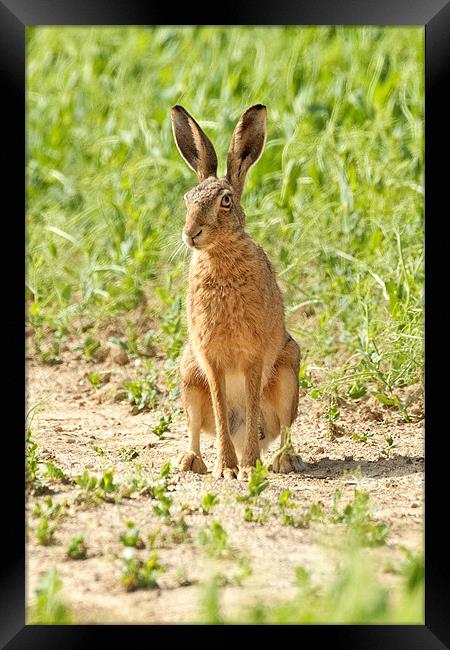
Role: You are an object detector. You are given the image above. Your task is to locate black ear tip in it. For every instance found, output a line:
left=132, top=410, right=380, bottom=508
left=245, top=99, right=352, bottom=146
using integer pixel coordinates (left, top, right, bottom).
left=250, top=104, right=267, bottom=111
left=172, top=105, right=185, bottom=114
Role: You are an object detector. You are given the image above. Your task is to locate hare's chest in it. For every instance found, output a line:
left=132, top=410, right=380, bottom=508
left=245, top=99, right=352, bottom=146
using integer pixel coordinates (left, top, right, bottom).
left=188, top=276, right=261, bottom=357
left=190, top=280, right=247, bottom=331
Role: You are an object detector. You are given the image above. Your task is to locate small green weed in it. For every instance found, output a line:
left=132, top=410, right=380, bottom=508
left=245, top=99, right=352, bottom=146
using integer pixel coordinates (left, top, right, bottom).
left=32, top=496, right=63, bottom=520
left=242, top=504, right=271, bottom=524
left=332, top=488, right=389, bottom=546
left=122, top=463, right=149, bottom=497
left=29, top=568, right=72, bottom=624
left=26, top=428, right=40, bottom=490
left=88, top=371, right=102, bottom=388
left=325, top=397, right=340, bottom=423
left=36, top=516, right=57, bottom=546
left=147, top=529, right=161, bottom=550
left=201, top=492, right=220, bottom=514
left=124, top=370, right=158, bottom=413
left=43, top=461, right=69, bottom=483
left=278, top=489, right=298, bottom=526
left=152, top=414, right=172, bottom=439
left=197, top=520, right=234, bottom=559
left=120, top=521, right=145, bottom=549
left=119, top=446, right=139, bottom=462
left=278, top=491, right=324, bottom=528
left=33, top=497, right=65, bottom=546
left=236, top=460, right=269, bottom=502
left=236, top=460, right=271, bottom=523
left=212, top=557, right=253, bottom=588
left=118, top=548, right=165, bottom=592
left=66, top=535, right=87, bottom=560
left=92, top=445, right=105, bottom=456
left=164, top=516, right=190, bottom=544
left=381, top=435, right=398, bottom=458
left=352, top=431, right=374, bottom=443
left=75, top=468, right=119, bottom=504
left=158, top=291, right=184, bottom=360
left=150, top=462, right=173, bottom=521
left=79, top=334, right=103, bottom=361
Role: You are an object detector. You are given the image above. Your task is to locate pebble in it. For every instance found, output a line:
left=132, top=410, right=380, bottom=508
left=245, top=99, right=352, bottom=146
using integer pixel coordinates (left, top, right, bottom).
left=25, top=325, right=35, bottom=338
left=95, top=347, right=110, bottom=362
left=112, top=347, right=129, bottom=366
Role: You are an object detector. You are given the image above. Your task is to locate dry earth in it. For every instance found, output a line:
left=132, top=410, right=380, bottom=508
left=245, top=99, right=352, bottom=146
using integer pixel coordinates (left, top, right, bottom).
left=26, top=348, right=424, bottom=623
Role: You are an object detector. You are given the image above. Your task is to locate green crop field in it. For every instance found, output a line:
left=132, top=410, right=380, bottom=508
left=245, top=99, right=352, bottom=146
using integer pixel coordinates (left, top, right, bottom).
left=26, top=26, right=424, bottom=624
left=27, top=26, right=424, bottom=403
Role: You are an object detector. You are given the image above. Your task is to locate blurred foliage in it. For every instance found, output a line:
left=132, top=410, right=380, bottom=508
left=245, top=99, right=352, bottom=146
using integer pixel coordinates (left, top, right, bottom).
left=26, top=26, right=424, bottom=398
left=200, top=544, right=424, bottom=624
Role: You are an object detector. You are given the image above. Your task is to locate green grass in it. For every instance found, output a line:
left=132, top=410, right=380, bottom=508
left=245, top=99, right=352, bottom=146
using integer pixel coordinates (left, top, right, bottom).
left=200, top=544, right=424, bottom=624
left=26, top=26, right=424, bottom=405
left=66, top=534, right=88, bottom=560
left=28, top=568, right=72, bottom=624
left=118, top=549, right=165, bottom=592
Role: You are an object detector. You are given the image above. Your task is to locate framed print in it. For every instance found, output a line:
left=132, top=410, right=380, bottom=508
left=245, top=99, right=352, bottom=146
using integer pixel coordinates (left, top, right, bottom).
left=2, top=0, right=449, bottom=646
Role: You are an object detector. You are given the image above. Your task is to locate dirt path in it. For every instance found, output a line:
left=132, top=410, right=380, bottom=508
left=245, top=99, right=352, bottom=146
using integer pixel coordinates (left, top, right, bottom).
left=26, top=355, right=424, bottom=623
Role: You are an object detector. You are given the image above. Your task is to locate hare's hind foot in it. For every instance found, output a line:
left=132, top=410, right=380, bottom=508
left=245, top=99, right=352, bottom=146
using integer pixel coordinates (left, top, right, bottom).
left=271, top=452, right=306, bottom=474
left=176, top=451, right=207, bottom=474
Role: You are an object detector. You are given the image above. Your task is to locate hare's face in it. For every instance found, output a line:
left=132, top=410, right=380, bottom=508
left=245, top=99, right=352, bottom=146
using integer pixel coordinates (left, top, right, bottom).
left=182, top=178, right=243, bottom=250
left=171, top=104, right=267, bottom=250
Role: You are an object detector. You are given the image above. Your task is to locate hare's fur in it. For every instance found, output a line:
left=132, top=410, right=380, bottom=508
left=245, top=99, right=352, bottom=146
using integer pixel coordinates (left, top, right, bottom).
left=171, top=104, right=303, bottom=479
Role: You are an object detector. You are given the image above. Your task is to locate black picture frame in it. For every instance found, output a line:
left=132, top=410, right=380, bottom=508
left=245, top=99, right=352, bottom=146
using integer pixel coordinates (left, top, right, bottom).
left=3, top=0, right=449, bottom=646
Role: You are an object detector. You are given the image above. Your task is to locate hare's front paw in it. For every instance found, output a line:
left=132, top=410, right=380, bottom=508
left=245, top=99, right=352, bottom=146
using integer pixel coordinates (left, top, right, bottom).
left=214, top=466, right=239, bottom=480
left=238, top=466, right=254, bottom=481
left=213, top=456, right=239, bottom=480
left=176, top=451, right=207, bottom=474
left=272, top=452, right=306, bottom=474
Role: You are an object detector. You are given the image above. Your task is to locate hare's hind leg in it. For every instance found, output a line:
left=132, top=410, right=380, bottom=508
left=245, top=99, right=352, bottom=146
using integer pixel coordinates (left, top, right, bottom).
left=264, top=335, right=306, bottom=474
left=176, top=346, right=210, bottom=474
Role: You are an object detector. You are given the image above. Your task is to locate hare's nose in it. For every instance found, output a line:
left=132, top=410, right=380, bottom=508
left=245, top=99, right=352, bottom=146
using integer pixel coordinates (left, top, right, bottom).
left=182, top=228, right=202, bottom=248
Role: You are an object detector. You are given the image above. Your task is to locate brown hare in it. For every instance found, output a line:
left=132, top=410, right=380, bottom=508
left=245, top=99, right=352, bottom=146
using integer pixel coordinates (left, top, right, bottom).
left=171, top=104, right=305, bottom=480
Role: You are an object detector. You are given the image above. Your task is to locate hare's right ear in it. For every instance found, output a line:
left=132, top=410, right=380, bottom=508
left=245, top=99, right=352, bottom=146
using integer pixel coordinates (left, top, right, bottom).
left=171, top=105, right=218, bottom=182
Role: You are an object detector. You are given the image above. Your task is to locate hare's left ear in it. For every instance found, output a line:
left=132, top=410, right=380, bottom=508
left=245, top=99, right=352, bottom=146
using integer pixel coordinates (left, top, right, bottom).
left=226, top=104, right=267, bottom=198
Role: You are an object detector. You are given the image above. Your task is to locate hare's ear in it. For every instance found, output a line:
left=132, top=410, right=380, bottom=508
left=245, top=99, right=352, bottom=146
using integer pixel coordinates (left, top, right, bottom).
left=171, top=105, right=218, bottom=182
left=226, top=104, right=267, bottom=198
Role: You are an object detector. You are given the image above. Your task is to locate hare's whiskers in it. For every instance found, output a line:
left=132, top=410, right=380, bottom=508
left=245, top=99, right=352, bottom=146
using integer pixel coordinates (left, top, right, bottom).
left=168, top=241, right=187, bottom=263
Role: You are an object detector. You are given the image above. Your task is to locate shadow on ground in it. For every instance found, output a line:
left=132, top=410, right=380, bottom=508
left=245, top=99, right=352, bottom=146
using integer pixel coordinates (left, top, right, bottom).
left=303, top=454, right=424, bottom=480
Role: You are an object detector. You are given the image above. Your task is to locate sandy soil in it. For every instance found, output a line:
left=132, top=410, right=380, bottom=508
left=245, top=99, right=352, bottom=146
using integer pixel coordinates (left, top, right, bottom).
left=26, top=350, right=424, bottom=624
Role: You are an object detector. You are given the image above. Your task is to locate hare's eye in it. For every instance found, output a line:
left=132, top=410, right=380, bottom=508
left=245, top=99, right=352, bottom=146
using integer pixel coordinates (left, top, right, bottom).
left=220, top=194, right=231, bottom=208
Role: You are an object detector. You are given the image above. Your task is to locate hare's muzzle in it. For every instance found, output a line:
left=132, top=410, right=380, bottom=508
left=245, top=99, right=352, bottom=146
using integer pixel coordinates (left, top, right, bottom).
left=182, top=226, right=203, bottom=249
